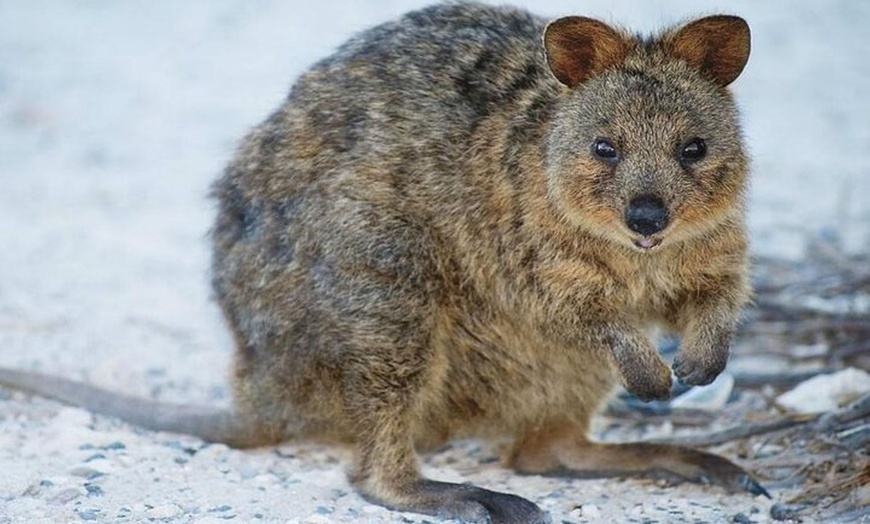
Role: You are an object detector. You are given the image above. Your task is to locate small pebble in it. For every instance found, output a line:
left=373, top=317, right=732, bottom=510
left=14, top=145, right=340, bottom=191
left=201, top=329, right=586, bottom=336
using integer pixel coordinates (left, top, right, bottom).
left=237, top=463, right=261, bottom=480
left=732, top=512, right=752, bottom=523
left=770, top=502, right=805, bottom=521
left=362, top=505, right=386, bottom=514
left=252, top=474, right=276, bottom=486
left=582, top=504, right=601, bottom=518
left=148, top=503, right=184, bottom=519
left=76, top=509, right=100, bottom=521
left=223, top=471, right=243, bottom=482
left=69, top=466, right=105, bottom=480
left=84, top=483, right=104, bottom=497
left=50, top=487, right=83, bottom=504
left=21, top=483, right=42, bottom=497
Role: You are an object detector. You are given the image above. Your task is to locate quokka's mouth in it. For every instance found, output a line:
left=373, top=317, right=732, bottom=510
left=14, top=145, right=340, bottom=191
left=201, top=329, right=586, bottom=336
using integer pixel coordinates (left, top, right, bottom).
left=633, top=237, right=662, bottom=250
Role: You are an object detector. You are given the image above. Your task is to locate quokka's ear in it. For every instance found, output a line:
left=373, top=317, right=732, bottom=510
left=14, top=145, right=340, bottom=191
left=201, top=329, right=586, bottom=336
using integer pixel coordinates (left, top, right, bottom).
left=544, top=16, right=631, bottom=88
left=666, top=15, right=751, bottom=87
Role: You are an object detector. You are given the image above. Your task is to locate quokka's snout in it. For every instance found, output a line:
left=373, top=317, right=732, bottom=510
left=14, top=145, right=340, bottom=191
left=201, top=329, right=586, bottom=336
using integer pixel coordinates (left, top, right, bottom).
left=625, top=194, right=669, bottom=238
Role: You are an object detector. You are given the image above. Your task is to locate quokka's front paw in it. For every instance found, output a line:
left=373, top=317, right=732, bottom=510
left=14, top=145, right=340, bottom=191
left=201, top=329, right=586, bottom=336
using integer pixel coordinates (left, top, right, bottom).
left=672, top=337, right=730, bottom=386
left=610, top=330, right=674, bottom=401
left=672, top=354, right=725, bottom=386
left=626, top=358, right=673, bottom=401
left=614, top=349, right=673, bottom=401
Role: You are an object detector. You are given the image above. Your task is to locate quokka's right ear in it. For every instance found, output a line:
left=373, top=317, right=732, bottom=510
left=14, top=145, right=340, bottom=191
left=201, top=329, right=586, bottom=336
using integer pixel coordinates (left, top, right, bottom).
left=544, top=16, right=631, bottom=88
left=665, top=15, right=751, bottom=87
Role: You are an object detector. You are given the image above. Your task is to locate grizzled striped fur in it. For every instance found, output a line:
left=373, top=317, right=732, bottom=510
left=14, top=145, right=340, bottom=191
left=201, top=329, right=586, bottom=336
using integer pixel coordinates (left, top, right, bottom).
left=210, top=2, right=757, bottom=520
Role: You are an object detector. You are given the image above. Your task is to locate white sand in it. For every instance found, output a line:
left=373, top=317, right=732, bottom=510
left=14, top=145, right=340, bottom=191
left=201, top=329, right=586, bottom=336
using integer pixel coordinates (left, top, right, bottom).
left=1, top=1, right=868, bottom=522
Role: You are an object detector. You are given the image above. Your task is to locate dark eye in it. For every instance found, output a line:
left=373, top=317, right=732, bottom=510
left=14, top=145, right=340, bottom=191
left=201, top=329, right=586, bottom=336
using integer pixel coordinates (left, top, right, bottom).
left=680, top=138, right=707, bottom=163
left=592, top=138, right=618, bottom=161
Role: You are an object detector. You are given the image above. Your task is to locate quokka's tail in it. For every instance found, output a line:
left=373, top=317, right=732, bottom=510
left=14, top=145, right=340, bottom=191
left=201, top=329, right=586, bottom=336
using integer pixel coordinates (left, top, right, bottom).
left=0, top=367, right=266, bottom=448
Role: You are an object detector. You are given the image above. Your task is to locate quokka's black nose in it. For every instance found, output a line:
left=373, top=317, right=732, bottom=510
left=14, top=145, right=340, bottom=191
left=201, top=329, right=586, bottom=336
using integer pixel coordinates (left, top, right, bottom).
left=625, top=195, right=669, bottom=236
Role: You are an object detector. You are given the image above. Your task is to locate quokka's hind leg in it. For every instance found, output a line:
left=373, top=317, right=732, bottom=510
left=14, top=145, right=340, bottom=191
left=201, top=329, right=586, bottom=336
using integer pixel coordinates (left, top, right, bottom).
left=507, top=421, right=769, bottom=497
left=345, top=394, right=549, bottom=524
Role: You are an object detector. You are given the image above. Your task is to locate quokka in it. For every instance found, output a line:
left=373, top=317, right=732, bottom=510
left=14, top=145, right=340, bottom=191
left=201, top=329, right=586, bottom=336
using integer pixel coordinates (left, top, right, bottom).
left=1, top=3, right=764, bottom=522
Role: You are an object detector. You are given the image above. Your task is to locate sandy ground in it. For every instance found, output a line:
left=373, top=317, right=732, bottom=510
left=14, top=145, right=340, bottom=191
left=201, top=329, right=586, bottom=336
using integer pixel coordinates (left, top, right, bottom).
left=1, top=1, right=868, bottom=523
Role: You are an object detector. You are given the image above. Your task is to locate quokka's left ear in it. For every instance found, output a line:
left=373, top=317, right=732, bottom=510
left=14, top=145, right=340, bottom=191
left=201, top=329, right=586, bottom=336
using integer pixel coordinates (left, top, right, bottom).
left=665, top=15, right=751, bottom=87
left=543, top=16, right=632, bottom=88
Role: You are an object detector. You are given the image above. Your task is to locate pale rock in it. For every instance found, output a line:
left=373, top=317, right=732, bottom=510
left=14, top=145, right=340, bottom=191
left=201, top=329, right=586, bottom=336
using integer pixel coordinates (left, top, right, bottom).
left=776, top=368, right=870, bottom=414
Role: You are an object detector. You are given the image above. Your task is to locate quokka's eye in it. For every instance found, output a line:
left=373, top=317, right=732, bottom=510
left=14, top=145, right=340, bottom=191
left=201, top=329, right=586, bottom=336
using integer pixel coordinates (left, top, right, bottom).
left=592, top=137, right=618, bottom=161
left=680, top=138, right=707, bottom=163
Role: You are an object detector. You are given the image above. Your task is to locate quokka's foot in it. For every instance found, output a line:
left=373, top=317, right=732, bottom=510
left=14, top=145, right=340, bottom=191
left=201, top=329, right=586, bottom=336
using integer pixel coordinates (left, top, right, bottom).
left=362, top=479, right=550, bottom=524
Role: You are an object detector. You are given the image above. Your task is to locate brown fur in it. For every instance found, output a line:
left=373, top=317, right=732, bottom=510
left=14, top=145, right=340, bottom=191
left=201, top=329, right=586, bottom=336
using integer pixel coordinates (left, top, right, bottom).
left=1, top=3, right=761, bottom=523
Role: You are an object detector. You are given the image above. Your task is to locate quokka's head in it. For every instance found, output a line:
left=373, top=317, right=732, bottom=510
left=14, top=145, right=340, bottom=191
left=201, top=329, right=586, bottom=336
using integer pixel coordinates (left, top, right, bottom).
left=542, top=15, right=751, bottom=251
